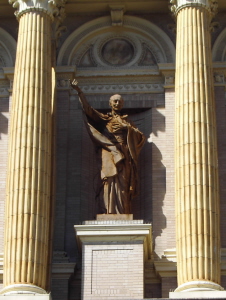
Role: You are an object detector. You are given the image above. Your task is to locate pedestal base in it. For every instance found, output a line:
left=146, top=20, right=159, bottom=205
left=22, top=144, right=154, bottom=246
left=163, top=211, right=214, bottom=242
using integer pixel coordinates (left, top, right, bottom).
left=0, top=284, right=47, bottom=295
left=169, top=291, right=226, bottom=299
left=174, top=280, right=224, bottom=292
left=170, top=280, right=225, bottom=298
left=0, top=296, right=51, bottom=300
left=96, top=214, right=133, bottom=221
left=0, top=284, right=51, bottom=299
left=74, top=220, right=152, bottom=300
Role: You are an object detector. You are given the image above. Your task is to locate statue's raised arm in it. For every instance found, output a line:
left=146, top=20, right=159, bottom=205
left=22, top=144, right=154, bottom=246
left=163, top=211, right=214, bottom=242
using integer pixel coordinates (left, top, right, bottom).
left=70, top=79, right=101, bottom=122
left=70, top=79, right=90, bottom=112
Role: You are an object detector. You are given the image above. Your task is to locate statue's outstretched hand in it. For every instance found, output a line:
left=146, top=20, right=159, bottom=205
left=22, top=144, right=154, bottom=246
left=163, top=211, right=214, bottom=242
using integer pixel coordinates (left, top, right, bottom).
left=70, top=78, right=81, bottom=93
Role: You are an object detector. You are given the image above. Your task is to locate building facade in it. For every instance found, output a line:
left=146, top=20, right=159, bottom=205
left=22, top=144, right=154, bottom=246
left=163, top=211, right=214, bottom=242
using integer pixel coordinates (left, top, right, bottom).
left=0, top=0, right=226, bottom=299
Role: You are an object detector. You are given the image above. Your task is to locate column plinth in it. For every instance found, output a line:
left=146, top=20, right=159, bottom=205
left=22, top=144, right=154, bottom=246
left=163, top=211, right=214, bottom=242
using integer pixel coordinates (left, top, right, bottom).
left=1, top=0, right=65, bottom=295
left=0, top=284, right=47, bottom=295
left=170, top=0, right=223, bottom=293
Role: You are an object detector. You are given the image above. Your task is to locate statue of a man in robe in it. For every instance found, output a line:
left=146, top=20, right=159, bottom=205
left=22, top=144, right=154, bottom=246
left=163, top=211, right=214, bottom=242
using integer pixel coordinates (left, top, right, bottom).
left=71, top=79, right=146, bottom=214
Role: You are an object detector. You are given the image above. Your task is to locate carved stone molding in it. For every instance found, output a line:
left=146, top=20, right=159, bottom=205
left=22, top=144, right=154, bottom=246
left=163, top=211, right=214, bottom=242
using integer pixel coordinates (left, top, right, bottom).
left=69, top=83, right=164, bottom=94
left=0, top=28, right=17, bottom=67
left=158, top=63, right=175, bottom=88
left=9, top=0, right=67, bottom=21
left=0, top=67, right=14, bottom=96
left=169, top=0, right=218, bottom=18
left=165, top=75, right=175, bottom=87
left=2, top=67, right=14, bottom=93
left=154, top=248, right=226, bottom=278
left=55, top=64, right=164, bottom=94
left=51, top=2, right=67, bottom=43
left=57, top=78, right=70, bottom=90
left=214, top=73, right=225, bottom=84
left=56, top=65, right=76, bottom=90
left=57, top=16, right=175, bottom=66
left=52, top=251, right=75, bottom=280
left=109, top=5, right=125, bottom=26
left=73, top=33, right=161, bottom=71
left=213, top=62, right=226, bottom=86
left=212, top=28, right=226, bottom=62
left=210, top=21, right=220, bottom=32
left=0, top=86, right=9, bottom=98
left=154, top=249, right=177, bottom=278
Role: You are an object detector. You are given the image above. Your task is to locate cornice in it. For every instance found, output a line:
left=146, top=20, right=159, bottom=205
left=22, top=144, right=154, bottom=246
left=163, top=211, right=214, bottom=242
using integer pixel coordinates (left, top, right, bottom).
left=169, top=0, right=218, bottom=18
left=154, top=248, right=226, bottom=278
left=9, top=0, right=67, bottom=21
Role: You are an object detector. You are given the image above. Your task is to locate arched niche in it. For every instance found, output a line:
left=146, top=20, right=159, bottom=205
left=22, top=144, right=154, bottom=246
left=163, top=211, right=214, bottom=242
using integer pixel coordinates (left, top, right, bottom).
left=212, top=28, right=226, bottom=62
left=0, top=27, right=17, bottom=70
left=57, top=15, right=175, bottom=71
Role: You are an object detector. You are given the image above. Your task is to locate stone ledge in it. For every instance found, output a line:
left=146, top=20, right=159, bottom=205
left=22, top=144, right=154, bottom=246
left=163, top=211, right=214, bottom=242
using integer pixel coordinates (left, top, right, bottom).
left=154, top=248, right=177, bottom=278
left=169, top=291, right=226, bottom=299
left=74, top=222, right=152, bottom=260
left=0, top=296, right=51, bottom=300
left=51, top=251, right=75, bottom=280
left=83, top=219, right=144, bottom=225
left=96, top=213, right=133, bottom=221
left=51, top=262, right=75, bottom=279
left=155, top=248, right=226, bottom=279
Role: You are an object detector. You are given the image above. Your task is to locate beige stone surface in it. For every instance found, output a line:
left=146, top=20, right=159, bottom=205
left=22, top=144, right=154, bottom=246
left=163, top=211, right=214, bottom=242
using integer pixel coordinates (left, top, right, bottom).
left=174, top=1, right=222, bottom=292
left=2, top=7, right=53, bottom=293
left=0, top=296, right=51, bottom=300
left=96, top=214, right=133, bottom=220
left=0, top=0, right=225, bottom=298
left=170, top=290, right=226, bottom=299
left=75, top=222, right=152, bottom=299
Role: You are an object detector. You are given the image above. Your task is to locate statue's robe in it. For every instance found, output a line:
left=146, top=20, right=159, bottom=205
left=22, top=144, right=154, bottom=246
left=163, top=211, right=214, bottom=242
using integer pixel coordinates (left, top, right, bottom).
left=79, top=95, right=146, bottom=214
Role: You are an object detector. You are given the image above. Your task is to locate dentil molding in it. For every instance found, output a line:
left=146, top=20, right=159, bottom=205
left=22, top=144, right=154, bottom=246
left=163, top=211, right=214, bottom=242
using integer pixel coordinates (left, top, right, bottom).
left=9, top=0, right=67, bottom=21
left=169, top=0, right=218, bottom=17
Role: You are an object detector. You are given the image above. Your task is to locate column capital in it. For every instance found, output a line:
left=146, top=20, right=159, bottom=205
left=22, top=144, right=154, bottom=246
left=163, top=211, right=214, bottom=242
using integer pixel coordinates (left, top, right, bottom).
left=169, top=0, right=218, bottom=17
left=9, top=0, right=67, bottom=21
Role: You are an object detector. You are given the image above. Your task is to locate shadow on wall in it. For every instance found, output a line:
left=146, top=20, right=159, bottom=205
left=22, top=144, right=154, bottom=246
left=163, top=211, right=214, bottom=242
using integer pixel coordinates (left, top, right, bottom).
left=152, top=143, right=166, bottom=239
left=152, top=110, right=165, bottom=138
left=149, top=108, right=167, bottom=257
left=0, top=104, right=9, bottom=139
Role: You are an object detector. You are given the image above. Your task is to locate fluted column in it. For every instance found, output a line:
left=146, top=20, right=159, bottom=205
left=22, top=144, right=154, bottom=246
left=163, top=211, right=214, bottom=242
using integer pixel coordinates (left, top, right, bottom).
left=1, top=0, right=66, bottom=295
left=170, top=0, right=223, bottom=292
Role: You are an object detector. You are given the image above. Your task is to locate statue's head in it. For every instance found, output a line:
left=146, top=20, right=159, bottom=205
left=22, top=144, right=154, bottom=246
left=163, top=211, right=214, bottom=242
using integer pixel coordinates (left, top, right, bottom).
left=109, top=94, right=124, bottom=112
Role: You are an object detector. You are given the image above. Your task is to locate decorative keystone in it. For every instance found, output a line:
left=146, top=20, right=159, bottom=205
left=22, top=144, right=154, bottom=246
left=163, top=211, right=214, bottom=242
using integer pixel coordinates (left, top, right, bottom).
left=109, top=5, right=125, bottom=26
left=9, top=0, right=67, bottom=20
left=169, top=0, right=218, bottom=17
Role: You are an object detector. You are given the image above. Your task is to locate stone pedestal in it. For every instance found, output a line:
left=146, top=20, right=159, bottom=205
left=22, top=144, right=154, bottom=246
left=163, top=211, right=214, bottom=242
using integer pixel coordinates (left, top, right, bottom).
left=74, top=220, right=152, bottom=300
left=0, top=296, right=51, bottom=300
left=170, top=290, right=226, bottom=299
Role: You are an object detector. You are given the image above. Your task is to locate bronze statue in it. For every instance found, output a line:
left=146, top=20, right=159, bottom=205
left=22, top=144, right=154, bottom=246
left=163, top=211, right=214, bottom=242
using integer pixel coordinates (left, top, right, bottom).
left=71, top=79, right=146, bottom=214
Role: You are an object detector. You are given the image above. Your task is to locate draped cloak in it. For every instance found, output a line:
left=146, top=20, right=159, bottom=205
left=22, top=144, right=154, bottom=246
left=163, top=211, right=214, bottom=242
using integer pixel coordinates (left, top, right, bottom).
left=79, top=94, right=146, bottom=214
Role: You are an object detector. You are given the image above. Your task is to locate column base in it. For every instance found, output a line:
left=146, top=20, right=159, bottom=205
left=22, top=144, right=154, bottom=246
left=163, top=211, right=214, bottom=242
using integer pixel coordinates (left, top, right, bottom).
left=0, top=284, right=48, bottom=295
left=170, top=291, right=226, bottom=299
left=174, top=280, right=224, bottom=292
left=0, top=296, right=51, bottom=300
left=170, top=280, right=225, bottom=298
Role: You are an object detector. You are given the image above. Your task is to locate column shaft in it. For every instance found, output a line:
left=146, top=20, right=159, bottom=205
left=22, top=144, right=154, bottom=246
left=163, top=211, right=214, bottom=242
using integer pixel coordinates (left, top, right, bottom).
left=175, top=6, right=221, bottom=290
left=4, top=11, right=52, bottom=291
